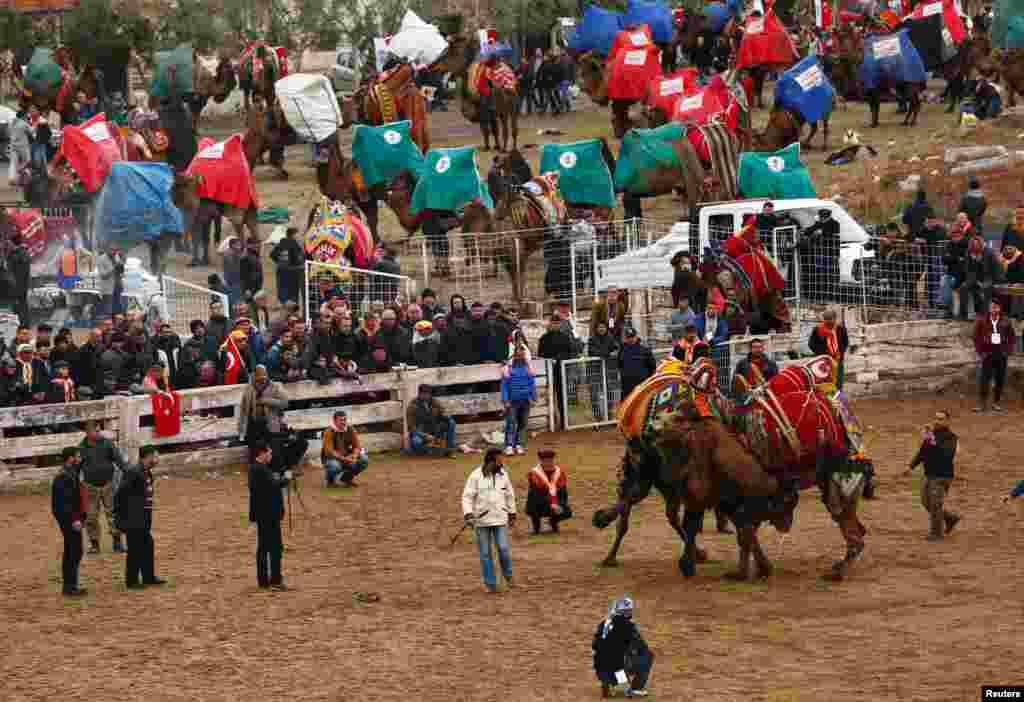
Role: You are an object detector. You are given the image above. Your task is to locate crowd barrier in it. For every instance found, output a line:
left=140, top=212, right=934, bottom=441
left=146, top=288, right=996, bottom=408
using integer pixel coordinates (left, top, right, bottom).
left=0, top=359, right=554, bottom=486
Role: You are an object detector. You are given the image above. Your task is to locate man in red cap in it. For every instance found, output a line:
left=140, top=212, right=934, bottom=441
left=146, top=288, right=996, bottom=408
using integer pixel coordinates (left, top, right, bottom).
left=525, top=449, right=573, bottom=534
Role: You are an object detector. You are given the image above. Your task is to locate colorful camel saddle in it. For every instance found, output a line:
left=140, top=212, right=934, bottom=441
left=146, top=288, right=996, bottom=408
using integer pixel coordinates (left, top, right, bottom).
left=239, top=42, right=283, bottom=87
left=512, top=172, right=567, bottom=229
left=305, top=197, right=374, bottom=279
left=618, top=356, right=728, bottom=442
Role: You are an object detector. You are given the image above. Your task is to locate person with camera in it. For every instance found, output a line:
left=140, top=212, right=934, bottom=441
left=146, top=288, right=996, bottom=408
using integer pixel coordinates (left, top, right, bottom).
left=322, top=410, right=368, bottom=487
left=592, top=596, right=655, bottom=698
left=249, top=442, right=291, bottom=591
left=115, top=445, right=167, bottom=589
left=52, top=447, right=87, bottom=597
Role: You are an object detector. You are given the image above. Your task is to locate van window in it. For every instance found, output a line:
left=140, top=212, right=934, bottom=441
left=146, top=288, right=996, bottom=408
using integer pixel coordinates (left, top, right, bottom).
left=708, top=214, right=732, bottom=244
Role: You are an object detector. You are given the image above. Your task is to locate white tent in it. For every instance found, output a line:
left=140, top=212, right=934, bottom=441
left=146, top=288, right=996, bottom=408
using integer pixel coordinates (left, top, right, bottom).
left=387, top=10, right=449, bottom=66
left=274, top=73, right=341, bottom=144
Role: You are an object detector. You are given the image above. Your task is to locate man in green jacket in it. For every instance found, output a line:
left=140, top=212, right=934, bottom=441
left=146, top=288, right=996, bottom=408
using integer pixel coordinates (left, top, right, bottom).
left=79, top=420, right=127, bottom=554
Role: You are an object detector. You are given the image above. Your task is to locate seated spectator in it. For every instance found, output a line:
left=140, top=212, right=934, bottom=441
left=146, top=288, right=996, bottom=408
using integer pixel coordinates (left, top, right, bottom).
left=403, top=303, right=424, bottom=333
left=501, top=346, right=536, bottom=455
left=697, top=304, right=729, bottom=346
left=669, top=296, right=696, bottom=342
left=266, top=329, right=295, bottom=378
left=722, top=288, right=748, bottom=338
left=420, top=288, right=444, bottom=319
left=525, top=449, right=573, bottom=534
left=178, top=320, right=214, bottom=389
left=131, top=361, right=172, bottom=395
left=35, top=339, right=53, bottom=378
left=321, top=410, right=368, bottom=487
left=379, top=308, right=411, bottom=364
left=234, top=315, right=266, bottom=366
left=411, top=320, right=440, bottom=368
left=152, top=323, right=181, bottom=387
left=47, top=360, right=77, bottom=403
left=356, top=312, right=381, bottom=366
left=406, top=384, right=456, bottom=457
left=363, top=342, right=393, bottom=373
left=467, top=302, right=495, bottom=364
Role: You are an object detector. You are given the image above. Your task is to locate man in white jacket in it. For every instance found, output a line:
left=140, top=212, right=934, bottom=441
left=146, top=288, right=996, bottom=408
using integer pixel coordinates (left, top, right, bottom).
left=462, top=448, right=517, bottom=593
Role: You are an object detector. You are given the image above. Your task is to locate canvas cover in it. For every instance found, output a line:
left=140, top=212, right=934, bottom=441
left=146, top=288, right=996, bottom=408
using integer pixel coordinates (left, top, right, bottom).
left=902, top=0, right=965, bottom=69
left=774, top=56, right=835, bottom=123
left=185, top=135, right=259, bottom=210
left=151, top=45, right=194, bottom=99
left=60, top=113, right=123, bottom=193
left=610, top=25, right=654, bottom=60
left=614, top=122, right=686, bottom=194
left=539, top=140, right=616, bottom=208
left=94, top=162, right=184, bottom=246
left=275, top=73, right=342, bottom=143
left=992, top=0, right=1024, bottom=49
left=739, top=143, right=816, bottom=199
left=389, top=10, right=449, bottom=66
left=736, top=12, right=798, bottom=71
left=703, top=0, right=742, bottom=33
left=351, top=121, right=425, bottom=189
left=410, top=146, right=493, bottom=215
left=568, top=5, right=625, bottom=56
left=859, top=30, right=927, bottom=90
left=23, top=48, right=63, bottom=100
left=625, top=0, right=674, bottom=44
left=646, top=68, right=700, bottom=117
left=607, top=41, right=662, bottom=101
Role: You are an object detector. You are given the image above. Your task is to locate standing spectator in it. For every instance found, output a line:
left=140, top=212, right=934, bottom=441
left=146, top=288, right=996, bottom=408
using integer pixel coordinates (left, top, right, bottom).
left=902, top=190, right=934, bottom=240
left=698, top=304, right=729, bottom=347
left=240, top=241, right=264, bottom=306
left=406, top=384, right=457, bottom=456
left=373, top=245, right=402, bottom=304
left=491, top=306, right=518, bottom=363
left=669, top=296, right=697, bottom=342
left=917, top=216, right=948, bottom=310
left=517, top=50, right=536, bottom=115
left=96, top=245, right=123, bottom=320
left=432, top=314, right=450, bottom=365
left=47, top=361, right=77, bottom=403
left=74, top=330, right=101, bottom=396
left=618, top=327, right=657, bottom=400
left=8, top=109, right=31, bottom=185
left=152, top=323, right=181, bottom=387
left=998, top=245, right=1024, bottom=319
left=8, top=237, right=30, bottom=328
left=443, top=296, right=475, bottom=366
left=501, top=346, right=536, bottom=455
left=960, top=236, right=998, bottom=320
left=223, top=237, right=244, bottom=311
left=178, top=320, right=214, bottom=389
left=79, top=421, right=127, bottom=554
left=321, top=410, right=368, bottom=487
left=238, top=365, right=288, bottom=448
left=591, top=286, right=629, bottom=342
left=461, top=448, right=516, bottom=593
left=411, top=320, right=440, bottom=368
left=525, top=448, right=573, bottom=534
left=904, top=410, right=961, bottom=541
left=270, top=227, right=305, bottom=306
left=218, top=329, right=252, bottom=385
left=973, top=300, right=1012, bottom=413
left=959, top=178, right=987, bottom=235
left=468, top=302, right=495, bottom=363
left=755, top=201, right=777, bottom=241
left=52, top=447, right=87, bottom=597
left=115, top=445, right=166, bottom=588
left=808, top=310, right=850, bottom=389
left=942, top=219, right=970, bottom=319
left=420, top=288, right=444, bottom=320
left=558, top=49, right=575, bottom=113
left=249, top=442, right=291, bottom=591
left=588, top=321, right=620, bottom=421
left=799, top=209, right=841, bottom=302
left=538, top=314, right=577, bottom=428
left=592, top=596, right=655, bottom=698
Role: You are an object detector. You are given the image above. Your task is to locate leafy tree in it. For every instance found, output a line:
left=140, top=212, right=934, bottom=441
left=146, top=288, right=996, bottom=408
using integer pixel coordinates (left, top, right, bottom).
left=0, top=8, right=37, bottom=56
left=63, top=0, right=152, bottom=65
left=155, top=0, right=230, bottom=53
left=335, top=0, right=427, bottom=52
left=495, top=0, right=578, bottom=48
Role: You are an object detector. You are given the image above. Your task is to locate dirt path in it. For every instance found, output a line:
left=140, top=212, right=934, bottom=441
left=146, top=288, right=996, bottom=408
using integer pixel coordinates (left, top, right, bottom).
left=2, top=392, right=1021, bottom=701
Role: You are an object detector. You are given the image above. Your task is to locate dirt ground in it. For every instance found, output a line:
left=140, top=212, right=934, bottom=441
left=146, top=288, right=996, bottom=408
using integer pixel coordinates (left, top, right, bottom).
left=2, top=392, right=1022, bottom=702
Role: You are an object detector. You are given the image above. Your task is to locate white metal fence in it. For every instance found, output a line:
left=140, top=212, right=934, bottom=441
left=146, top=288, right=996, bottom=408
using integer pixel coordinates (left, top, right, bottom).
left=159, top=276, right=230, bottom=338
left=304, top=260, right=415, bottom=321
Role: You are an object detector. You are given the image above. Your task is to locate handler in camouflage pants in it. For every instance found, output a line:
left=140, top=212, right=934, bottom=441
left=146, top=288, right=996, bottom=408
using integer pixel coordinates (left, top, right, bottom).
left=79, top=422, right=127, bottom=553
left=905, top=411, right=961, bottom=541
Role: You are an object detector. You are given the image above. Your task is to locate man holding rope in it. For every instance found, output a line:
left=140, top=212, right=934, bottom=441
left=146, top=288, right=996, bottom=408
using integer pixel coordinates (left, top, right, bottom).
left=461, top=448, right=517, bottom=593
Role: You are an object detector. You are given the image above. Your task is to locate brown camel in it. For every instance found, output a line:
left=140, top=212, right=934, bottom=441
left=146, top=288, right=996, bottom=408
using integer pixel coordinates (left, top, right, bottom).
left=171, top=172, right=260, bottom=246
left=752, top=103, right=832, bottom=152
left=339, top=63, right=430, bottom=153
left=242, top=97, right=290, bottom=180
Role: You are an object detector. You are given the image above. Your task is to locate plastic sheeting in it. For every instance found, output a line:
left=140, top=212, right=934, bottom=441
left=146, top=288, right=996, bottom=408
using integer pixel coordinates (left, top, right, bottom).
left=736, top=12, right=798, bottom=70
left=625, top=0, right=674, bottom=44
left=774, top=56, right=835, bottom=123
left=94, top=162, right=184, bottom=246
left=738, top=143, right=817, bottom=199
left=992, top=0, right=1024, bottom=49
left=859, top=30, right=927, bottom=90
left=607, top=40, right=662, bottom=101
left=539, top=140, right=616, bottom=208
left=351, top=121, right=425, bottom=189
left=60, top=113, right=123, bottom=193
left=567, top=5, right=625, bottom=56
left=388, top=11, right=449, bottom=66
left=275, top=73, right=341, bottom=143
left=185, top=135, right=259, bottom=210
left=410, top=147, right=493, bottom=215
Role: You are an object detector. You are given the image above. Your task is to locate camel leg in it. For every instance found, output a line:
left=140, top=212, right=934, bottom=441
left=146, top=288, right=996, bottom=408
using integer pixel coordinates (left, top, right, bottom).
left=724, top=525, right=753, bottom=581
left=678, top=509, right=703, bottom=577
left=666, top=496, right=707, bottom=563
left=480, top=122, right=491, bottom=151
left=821, top=114, right=829, bottom=152
left=360, top=197, right=380, bottom=242
left=909, top=91, right=922, bottom=126
left=750, top=527, right=775, bottom=579
left=598, top=502, right=630, bottom=567
left=868, top=92, right=880, bottom=128
left=802, top=121, right=817, bottom=150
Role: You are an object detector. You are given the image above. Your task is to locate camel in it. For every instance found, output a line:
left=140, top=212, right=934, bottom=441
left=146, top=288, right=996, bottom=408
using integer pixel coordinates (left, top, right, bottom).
left=171, top=172, right=260, bottom=264
left=339, top=63, right=430, bottom=153
left=752, top=102, right=832, bottom=152
left=242, top=97, right=291, bottom=180
left=576, top=51, right=639, bottom=138
left=238, top=42, right=281, bottom=113
left=189, top=55, right=238, bottom=130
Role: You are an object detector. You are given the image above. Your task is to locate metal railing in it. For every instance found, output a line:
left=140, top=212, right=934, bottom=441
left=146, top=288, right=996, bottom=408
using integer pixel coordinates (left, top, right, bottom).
left=304, top=260, right=415, bottom=322
left=159, top=276, right=230, bottom=338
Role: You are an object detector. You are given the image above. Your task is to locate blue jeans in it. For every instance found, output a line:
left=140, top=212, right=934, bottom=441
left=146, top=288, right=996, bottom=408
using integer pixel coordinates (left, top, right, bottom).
left=595, top=645, right=655, bottom=690
left=408, top=417, right=456, bottom=455
left=324, top=455, right=368, bottom=485
left=476, top=525, right=512, bottom=589
left=504, top=400, right=530, bottom=449
left=940, top=274, right=959, bottom=310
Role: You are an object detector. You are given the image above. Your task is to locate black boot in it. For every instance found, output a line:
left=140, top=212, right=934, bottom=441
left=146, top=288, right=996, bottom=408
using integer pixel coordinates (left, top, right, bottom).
left=531, top=515, right=541, bottom=535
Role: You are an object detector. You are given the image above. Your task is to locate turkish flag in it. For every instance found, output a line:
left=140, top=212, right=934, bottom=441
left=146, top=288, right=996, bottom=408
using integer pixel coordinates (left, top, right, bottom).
left=152, top=392, right=182, bottom=438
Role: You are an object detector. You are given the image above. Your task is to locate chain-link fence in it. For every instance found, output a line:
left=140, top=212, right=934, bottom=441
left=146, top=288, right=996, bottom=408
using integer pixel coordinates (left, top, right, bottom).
left=305, top=260, right=415, bottom=322
left=159, top=276, right=230, bottom=338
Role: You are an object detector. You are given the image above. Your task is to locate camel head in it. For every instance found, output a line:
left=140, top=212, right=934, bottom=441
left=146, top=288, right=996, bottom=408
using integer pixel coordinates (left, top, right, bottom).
left=576, top=51, right=609, bottom=105
left=338, top=93, right=356, bottom=128
left=428, top=33, right=475, bottom=77
left=212, top=57, right=237, bottom=103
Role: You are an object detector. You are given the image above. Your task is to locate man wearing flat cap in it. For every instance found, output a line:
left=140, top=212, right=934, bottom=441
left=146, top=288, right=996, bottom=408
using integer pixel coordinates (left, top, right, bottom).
left=526, top=449, right=573, bottom=534
left=115, top=445, right=166, bottom=589
left=13, top=342, right=47, bottom=404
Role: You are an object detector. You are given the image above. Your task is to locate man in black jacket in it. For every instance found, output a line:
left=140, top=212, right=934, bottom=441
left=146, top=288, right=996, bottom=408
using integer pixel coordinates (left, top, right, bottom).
left=52, top=447, right=87, bottom=597
left=538, top=314, right=577, bottom=428
left=115, top=445, right=166, bottom=589
left=905, top=411, right=961, bottom=541
left=249, top=442, right=291, bottom=591
left=587, top=322, right=620, bottom=422
left=618, top=327, right=657, bottom=401
left=592, top=596, right=655, bottom=698
left=79, top=421, right=127, bottom=554
left=959, top=178, right=987, bottom=233
left=270, top=227, right=305, bottom=306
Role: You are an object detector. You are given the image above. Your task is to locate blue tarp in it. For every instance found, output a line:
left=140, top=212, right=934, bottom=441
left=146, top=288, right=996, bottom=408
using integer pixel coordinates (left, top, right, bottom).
left=94, top=163, right=184, bottom=245
left=568, top=5, right=625, bottom=56
left=625, top=0, right=674, bottom=44
left=859, top=30, right=927, bottom=91
left=774, top=56, right=835, bottom=123
left=703, top=0, right=742, bottom=34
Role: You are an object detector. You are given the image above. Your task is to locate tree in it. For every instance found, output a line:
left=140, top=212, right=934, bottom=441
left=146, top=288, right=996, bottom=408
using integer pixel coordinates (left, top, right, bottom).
left=63, top=0, right=152, bottom=65
left=335, top=0, right=428, bottom=52
left=0, top=8, right=37, bottom=57
left=155, top=0, right=231, bottom=54
left=494, top=0, right=577, bottom=50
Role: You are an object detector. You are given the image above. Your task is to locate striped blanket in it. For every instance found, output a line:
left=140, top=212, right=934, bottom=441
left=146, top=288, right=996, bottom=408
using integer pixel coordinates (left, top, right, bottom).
left=698, top=123, right=739, bottom=201
left=467, top=61, right=518, bottom=99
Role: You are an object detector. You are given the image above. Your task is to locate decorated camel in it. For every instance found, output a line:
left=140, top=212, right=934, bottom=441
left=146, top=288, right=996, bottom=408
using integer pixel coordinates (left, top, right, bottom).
left=339, top=62, right=430, bottom=153
left=752, top=56, right=834, bottom=152
left=594, top=352, right=872, bottom=582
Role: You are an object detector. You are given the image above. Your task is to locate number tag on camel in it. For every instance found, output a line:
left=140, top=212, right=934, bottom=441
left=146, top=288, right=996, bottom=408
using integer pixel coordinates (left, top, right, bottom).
left=559, top=152, right=578, bottom=169
left=795, top=64, right=823, bottom=91
left=624, top=50, right=647, bottom=66
left=629, top=32, right=648, bottom=46
left=921, top=1, right=942, bottom=17
left=661, top=78, right=685, bottom=96
left=384, top=130, right=402, bottom=145
left=435, top=156, right=451, bottom=174
left=747, top=18, right=765, bottom=34
left=198, top=140, right=227, bottom=159
left=873, top=36, right=901, bottom=59
left=678, top=93, right=703, bottom=111
left=82, top=121, right=111, bottom=144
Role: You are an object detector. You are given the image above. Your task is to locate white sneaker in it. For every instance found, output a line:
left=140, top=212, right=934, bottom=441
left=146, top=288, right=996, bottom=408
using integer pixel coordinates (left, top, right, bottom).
left=626, top=689, right=648, bottom=698
left=504, top=447, right=515, bottom=456
left=515, top=446, right=525, bottom=455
